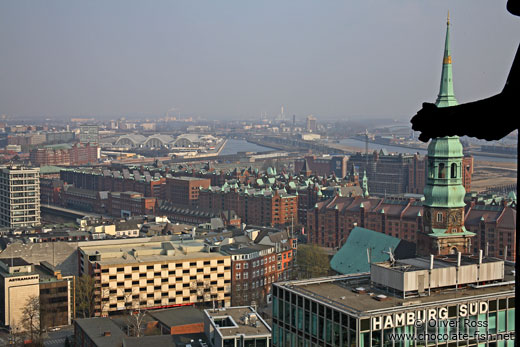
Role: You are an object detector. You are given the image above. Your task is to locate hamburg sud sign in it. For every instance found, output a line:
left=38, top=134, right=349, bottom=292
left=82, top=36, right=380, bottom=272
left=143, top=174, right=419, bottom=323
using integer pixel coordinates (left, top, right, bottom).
left=371, top=302, right=489, bottom=330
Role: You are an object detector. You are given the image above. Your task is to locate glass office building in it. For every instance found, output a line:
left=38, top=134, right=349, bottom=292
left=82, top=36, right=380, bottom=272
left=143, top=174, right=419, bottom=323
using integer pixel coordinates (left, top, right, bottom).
left=272, top=254, right=515, bottom=346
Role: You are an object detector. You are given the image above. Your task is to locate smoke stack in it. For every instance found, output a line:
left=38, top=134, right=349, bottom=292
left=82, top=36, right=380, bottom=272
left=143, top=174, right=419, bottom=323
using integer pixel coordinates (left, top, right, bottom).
left=485, top=242, right=489, bottom=257
left=504, top=246, right=507, bottom=261
left=479, top=249, right=483, bottom=264
left=457, top=252, right=461, bottom=267
left=429, top=254, right=434, bottom=270
left=367, top=248, right=371, bottom=265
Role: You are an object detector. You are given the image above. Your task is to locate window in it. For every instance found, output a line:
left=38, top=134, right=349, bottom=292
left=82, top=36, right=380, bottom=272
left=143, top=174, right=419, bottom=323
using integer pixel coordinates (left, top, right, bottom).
left=437, top=212, right=443, bottom=222
left=244, top=263, right=248, bottom=269
left=438, top=163, right=446, bottom=178
left=236, top=273, right=241, bottom=280
left=451, top=163, right=457, bottom=178
left=236, top=263, right=241, bottom=270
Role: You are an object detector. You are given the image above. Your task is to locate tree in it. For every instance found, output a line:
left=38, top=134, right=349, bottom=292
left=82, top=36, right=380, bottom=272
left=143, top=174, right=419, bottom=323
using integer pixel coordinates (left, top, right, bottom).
left=295, top=244, right=330, bottom=279
left=125, top=307, right=147, bottom=337
left=75, top=274, right=96, bottom=318
left=21, top=295, right=42, bottom=344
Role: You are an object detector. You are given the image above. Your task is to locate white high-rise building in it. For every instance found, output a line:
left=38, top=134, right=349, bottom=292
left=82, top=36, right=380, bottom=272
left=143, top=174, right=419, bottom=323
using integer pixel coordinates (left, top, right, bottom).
left=0, top=166, right=40, bottom=228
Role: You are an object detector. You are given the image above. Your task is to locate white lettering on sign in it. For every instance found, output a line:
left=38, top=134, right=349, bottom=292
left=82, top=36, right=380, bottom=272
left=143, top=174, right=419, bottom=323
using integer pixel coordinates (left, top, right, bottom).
left=8, top=275, right=38, bottom=282
left=371, top=302, right=490, bottom=329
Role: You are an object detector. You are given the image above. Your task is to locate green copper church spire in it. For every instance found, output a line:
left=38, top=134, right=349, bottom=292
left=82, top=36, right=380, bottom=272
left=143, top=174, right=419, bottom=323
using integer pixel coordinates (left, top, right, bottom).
left=417, top=13, right=475, bottom=257
left=435, top=11, right=458, bottom=107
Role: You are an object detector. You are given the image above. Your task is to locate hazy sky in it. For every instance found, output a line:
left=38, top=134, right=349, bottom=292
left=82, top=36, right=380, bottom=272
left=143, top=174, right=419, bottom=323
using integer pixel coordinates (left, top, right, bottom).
left=0, top=0, right=518, bottom=121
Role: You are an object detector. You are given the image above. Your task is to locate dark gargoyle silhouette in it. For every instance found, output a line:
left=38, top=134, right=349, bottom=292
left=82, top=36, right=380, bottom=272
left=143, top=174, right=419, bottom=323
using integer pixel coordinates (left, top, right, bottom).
left=411, top=0, right=519, bottom=142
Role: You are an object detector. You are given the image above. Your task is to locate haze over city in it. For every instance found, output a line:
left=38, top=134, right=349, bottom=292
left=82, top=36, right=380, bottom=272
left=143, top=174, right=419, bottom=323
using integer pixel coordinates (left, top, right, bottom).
left=1, top=0, right=519, bottom=120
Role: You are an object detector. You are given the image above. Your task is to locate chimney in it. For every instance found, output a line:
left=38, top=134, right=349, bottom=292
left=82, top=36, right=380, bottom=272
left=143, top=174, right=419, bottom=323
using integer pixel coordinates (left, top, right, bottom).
left=504, top=245, right=508, bottom=261
left=457, top=252, right=461, bottom=267
left=104, top=331, right=111, bottom=337
left=479, top=249, right=483, bottom=264
left=429, top=254, right=434, bottom=270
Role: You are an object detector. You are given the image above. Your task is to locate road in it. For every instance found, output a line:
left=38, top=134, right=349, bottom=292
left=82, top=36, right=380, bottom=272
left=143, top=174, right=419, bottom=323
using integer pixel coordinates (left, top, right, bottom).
left=43, top=325, right=74, bottom=347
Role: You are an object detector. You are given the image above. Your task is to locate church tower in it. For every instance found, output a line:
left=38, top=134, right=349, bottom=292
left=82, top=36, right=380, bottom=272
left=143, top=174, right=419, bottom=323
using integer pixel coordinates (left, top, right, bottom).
left=362, top=170, right=369, bottom=197
left=417, top=13, right=475, bottom=256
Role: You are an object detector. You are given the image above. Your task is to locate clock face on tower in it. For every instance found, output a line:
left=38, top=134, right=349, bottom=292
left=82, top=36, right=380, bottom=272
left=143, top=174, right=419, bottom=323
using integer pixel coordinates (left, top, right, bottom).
left=448, top=210, right=462, bottom=225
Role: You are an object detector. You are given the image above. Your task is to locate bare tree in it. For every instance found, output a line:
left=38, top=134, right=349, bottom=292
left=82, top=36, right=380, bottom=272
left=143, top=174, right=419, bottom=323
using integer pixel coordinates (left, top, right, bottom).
left=75, top=275, right=96, bottom=318
left=21, top=295, right=42, bottom=343
left=125, top=307, right=148, bottom=337
left=119, top=288, right=148, bottom=337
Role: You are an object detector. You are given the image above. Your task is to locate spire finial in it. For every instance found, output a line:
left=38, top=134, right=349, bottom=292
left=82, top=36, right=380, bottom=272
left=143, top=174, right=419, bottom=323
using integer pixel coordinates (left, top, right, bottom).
left=447, top=10, right=450, bottom=26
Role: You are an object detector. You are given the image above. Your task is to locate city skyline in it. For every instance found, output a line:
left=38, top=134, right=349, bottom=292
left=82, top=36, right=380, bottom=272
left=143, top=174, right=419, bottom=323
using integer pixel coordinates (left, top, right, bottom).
left=1, top=1, right=519, bottom=120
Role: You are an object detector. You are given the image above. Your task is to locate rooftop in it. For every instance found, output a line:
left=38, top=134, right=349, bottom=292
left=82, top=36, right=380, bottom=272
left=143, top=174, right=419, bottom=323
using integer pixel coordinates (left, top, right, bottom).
left=74, top=317, right=126, bottom=347
left=205, top=306, right=271, bottom=338
left=276, top=259, right=514, bottom=316
left=220, top=243, right=273, bottom=256
left=79, top=240, right=227, bottom=266
left=0, top=257, right=30, bottom=267
left=149, top=306, right=204, bottom=328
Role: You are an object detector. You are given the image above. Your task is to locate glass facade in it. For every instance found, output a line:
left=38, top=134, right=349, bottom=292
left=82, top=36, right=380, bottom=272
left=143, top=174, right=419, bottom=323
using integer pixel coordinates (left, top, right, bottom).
left=272, top=286, right=357, bottom=346
left=273, top=285, right=515, bottom=347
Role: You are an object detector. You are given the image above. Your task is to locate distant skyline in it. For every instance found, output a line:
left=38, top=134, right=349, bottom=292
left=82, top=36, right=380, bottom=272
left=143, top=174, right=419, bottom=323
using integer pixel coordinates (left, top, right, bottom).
left=1, top=1, right=518, bottom=121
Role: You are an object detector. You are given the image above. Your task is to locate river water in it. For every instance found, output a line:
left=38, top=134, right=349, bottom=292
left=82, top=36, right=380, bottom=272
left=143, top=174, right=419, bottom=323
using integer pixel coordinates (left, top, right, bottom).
left=219, top=139, right=274, bottom=156
left=339, top=138, right=516, bottom=163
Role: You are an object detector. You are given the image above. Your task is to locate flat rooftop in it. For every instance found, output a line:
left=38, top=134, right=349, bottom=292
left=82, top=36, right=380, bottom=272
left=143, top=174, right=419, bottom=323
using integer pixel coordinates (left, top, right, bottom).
left=220, top=243, right=273, bottom=255
left=379, top=254, right=499, bottom=272
left=170, top=176, right=209, bottom=181
left=0, top=257, right=30, bottom=267
left=206, top=306, right=271, bottom=338
left=277, top=261, right=515, bottom=316
left=80, top=240, right=226, bottom=265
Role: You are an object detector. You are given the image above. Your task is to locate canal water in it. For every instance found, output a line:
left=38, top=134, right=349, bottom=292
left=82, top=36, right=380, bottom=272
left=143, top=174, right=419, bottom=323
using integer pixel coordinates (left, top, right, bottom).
left=219, top=139, right=274, bottom=156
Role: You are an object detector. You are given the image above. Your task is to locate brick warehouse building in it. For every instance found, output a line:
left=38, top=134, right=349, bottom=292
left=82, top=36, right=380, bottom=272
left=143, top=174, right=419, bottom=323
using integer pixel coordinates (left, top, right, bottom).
left=30, top=142, right=98, bottom=166
left=307, top=195, right=516, bottom=261
left=199, top=185, right=298, bottom=227
left=60, top=168, right=166, bottom=199
left=164, top=176, right=211, bottom=207
left=294, top=155, right=348, bottom=178
left=108, top=191, right=157, bottom=217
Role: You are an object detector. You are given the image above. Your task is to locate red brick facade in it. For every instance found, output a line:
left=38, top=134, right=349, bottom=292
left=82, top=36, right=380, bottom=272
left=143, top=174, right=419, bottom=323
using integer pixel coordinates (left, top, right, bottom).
left=165, top=177, right=210, bottom=207
left=308, top=196, right=516, bottom=260
left=199, top=188, right=298, bottom=227
left=30, top=143, right=98, bottom=166
left=108, top=191, right=156, bottom=217
left=60, top=169, right=166, bottom=199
